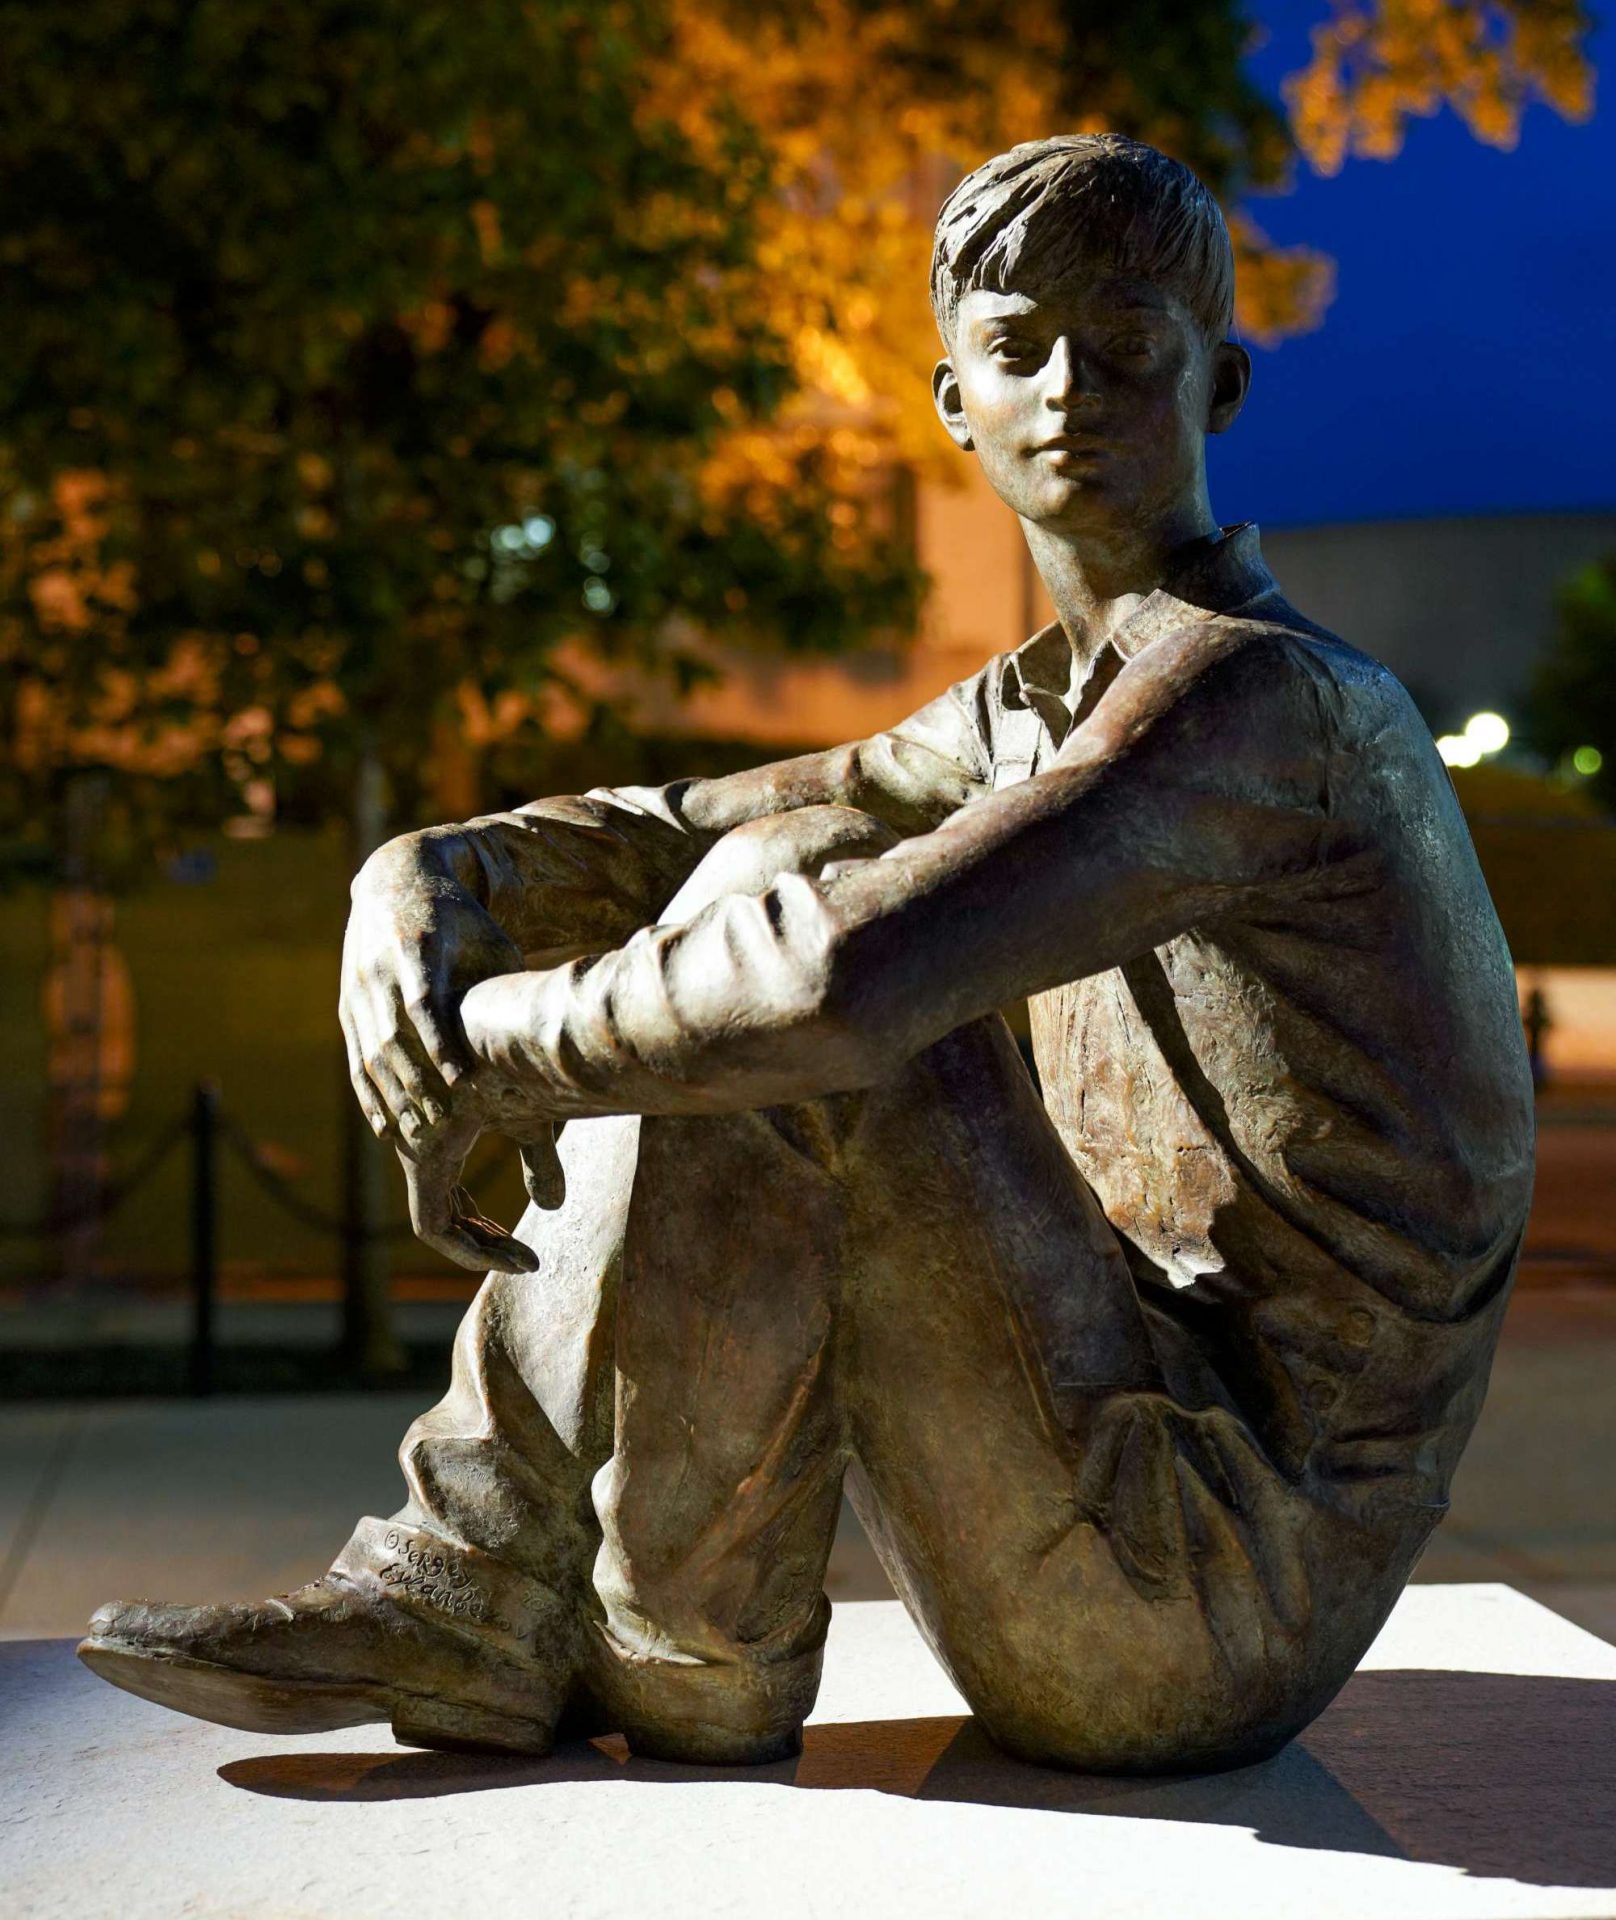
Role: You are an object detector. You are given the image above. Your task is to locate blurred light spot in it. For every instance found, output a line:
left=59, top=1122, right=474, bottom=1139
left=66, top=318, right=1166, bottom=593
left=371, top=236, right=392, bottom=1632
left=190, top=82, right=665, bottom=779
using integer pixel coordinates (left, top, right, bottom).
left=1572, top=745, right=1604, bottom=776
left=1437, top=734, right=1481, bottom=768
left=493, top=517, right=556, bottom=560
left=1464, top=711, right=1510, bottom=755
left=582, top=577, right=615, bottom=614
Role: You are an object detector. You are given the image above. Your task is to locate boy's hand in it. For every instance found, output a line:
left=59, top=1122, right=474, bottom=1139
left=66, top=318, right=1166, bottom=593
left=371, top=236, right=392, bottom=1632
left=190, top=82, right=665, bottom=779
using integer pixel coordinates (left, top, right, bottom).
left=397, top=1093, right=563, bottom=1275
left=339, top=835, right=524, bottom=1147
left=340, top=834, right=574, bottom=1271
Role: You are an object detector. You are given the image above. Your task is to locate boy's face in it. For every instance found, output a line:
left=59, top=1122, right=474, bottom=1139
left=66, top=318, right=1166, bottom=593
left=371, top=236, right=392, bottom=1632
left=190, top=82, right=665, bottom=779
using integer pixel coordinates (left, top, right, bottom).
left=933, top=268, right=1249, bottom=542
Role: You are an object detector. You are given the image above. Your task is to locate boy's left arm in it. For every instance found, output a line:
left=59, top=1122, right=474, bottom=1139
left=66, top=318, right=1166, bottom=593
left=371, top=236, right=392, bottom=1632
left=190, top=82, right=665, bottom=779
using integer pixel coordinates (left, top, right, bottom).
left=418, top=628, right=1336, bottom=1263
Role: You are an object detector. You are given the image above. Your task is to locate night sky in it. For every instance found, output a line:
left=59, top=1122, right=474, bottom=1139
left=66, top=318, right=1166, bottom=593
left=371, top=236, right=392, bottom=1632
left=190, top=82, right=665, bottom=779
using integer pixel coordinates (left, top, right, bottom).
left=1207, top=3, right=1615, bottom=529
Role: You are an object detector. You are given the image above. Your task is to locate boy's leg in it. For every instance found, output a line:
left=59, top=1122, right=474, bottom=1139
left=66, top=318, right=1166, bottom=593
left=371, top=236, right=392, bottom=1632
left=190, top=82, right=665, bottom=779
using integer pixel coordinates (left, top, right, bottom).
left=557, top=808, right=1166, bottom=1762
left=324, top=1109, right=642, bottom=1738
left=835, top=1014, right=1425, bottom=1773
left=76, top=806, right=886, bottom=1755
left=78, top=1113, right=641, bottom=1754
left=582, top=981, right=1418, bottom=1774
left=339, top=1088, right=851, bottom=1767
left=575, top=808, right=892, bottom=1760
left=585, top=1096, right=850, bottom=1761
left=334, top=804, right=900, bottom=1758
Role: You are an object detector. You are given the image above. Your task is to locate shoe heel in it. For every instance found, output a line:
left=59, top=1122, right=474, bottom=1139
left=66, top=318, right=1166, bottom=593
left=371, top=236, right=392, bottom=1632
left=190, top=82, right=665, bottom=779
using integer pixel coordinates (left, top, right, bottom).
left=391, top=1694, right=554, bottom=1757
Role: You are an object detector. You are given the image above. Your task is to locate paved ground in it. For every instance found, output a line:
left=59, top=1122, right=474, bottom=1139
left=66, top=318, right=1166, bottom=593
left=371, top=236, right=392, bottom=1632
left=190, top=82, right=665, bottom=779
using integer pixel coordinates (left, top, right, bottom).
left=9, top=1587, right=1615, bottom=1919
left=3, top=1285, right=1613, bottom=1646
left=1522, top=1095, right=1616, bottom=1285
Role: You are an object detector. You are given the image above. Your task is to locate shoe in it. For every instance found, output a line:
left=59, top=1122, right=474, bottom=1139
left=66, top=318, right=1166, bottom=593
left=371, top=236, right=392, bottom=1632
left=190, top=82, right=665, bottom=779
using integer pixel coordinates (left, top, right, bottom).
left=77, top=1518, right=568, bottom=1756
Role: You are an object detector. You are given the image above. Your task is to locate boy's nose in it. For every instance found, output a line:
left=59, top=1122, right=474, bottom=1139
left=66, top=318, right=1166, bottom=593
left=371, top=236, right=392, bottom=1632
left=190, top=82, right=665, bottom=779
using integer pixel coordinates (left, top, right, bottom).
left=1042, top=334, right=1097, bottom=406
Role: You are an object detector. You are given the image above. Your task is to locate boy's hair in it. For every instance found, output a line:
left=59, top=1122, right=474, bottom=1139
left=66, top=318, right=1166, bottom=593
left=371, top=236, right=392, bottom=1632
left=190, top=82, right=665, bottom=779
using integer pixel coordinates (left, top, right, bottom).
left=930, top=135, right=1235, bottom=348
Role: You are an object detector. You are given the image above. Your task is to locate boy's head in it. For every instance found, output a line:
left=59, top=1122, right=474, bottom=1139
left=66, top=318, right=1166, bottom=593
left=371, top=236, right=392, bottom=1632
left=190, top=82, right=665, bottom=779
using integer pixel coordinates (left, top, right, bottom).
left=930, top=135, right=1234, bottom=352
left=929, top=135, right=1249, bottom=545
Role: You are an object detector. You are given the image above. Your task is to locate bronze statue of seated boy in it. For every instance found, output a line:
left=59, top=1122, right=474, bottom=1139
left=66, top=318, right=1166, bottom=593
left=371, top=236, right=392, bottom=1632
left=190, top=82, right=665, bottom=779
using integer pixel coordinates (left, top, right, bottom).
left=81, top=134, right=1533, bottom=1776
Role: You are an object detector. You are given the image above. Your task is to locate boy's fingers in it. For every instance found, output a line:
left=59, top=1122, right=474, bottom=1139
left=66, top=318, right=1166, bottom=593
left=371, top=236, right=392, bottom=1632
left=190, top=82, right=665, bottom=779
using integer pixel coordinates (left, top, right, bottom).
left=342, top=1017, right=397, bottom=1140
left=402, top=1152, right=537, bottom=1274
left=517, top=1124, right=567, bottom=1210
left=448, top=1183, right=539, bottom=1273
left=364, top=1045, right=424, bottom=1140
left=404, top=993, right=472, bottom=1088
left=366, top=977, right=450, bottom=1121
left=353, top=1067, right=396, bottom=1141
left=403, top=1153, right=483, bottom=1268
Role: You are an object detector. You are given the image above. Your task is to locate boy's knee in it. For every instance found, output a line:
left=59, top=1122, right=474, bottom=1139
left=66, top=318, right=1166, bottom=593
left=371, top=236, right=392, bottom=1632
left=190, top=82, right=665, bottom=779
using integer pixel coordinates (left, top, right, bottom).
left=956, top=1619, right=1318, bottom=1775
left=668, top=805, right=899, bottom=924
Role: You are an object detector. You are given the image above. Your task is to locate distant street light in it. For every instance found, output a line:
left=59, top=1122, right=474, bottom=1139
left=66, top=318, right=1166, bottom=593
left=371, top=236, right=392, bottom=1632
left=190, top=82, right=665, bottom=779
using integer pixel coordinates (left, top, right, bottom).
left=1464, top=711, right=1510, bottom=755
left=1437, top=711, right=1512, bottom=769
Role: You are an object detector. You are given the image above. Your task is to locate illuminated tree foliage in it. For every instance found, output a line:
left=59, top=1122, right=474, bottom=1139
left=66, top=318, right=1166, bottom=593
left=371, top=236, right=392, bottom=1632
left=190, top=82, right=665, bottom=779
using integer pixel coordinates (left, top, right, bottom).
left=1287, top=0, right=1593, bottom=172
left=0, top=0, right=1595, bottom=864
left=0, top=0, right=925, bottom=858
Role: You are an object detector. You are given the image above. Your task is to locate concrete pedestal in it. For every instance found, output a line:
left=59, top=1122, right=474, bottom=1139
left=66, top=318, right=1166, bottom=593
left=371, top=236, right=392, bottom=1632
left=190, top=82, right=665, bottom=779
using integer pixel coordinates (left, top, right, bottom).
left=4, top=1584, right=1613, bottom=1918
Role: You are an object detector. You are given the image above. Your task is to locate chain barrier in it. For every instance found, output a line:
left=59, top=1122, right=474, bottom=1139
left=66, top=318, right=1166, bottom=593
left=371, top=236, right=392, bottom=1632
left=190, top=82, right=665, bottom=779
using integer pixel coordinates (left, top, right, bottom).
left=0, top=1096, right=420, bottom=1245
left=0, top=1111, right=190, bottom=1239
left=2, top=1083, right=476, bottom=1396
left=215, top=1110, right=415, bottom=1244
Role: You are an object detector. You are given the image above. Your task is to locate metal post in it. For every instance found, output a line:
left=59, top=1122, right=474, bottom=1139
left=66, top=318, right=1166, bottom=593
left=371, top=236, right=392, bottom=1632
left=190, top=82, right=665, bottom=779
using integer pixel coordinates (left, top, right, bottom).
left=188, top=1081, right=219, bottom=1396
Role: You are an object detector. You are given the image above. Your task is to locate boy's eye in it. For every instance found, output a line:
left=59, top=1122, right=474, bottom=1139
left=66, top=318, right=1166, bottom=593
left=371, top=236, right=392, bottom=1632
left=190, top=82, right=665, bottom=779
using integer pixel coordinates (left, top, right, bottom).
left=989, top=335, right=1043, bottom=367
left=1107, top=332, right=1158, bottom=360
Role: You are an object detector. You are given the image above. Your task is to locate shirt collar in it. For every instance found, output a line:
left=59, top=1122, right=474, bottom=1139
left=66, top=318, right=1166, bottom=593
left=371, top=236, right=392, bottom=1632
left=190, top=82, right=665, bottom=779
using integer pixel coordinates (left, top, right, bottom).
left=1112, top=521, right=1277, bottom=660
left=1006, top=523, right=1278, bottom=717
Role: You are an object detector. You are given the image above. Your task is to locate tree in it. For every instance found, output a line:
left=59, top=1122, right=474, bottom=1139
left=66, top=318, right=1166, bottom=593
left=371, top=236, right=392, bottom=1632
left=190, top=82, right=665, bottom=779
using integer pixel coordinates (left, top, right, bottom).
left=0, top=1, right=934, bottom=859
left=1528, top=558, right=1616, bottom=813
left=656, top=0, right=1594, bottom=488
left=1, top=1, right=1595, bottom=850
left=1286, top=0, right=1592, bottom=173
left=0, top=0, right=934, bottom=1368
left=0, top=0, right=1593, bottom=1364
left=1, top=0, right=909, bottom=1366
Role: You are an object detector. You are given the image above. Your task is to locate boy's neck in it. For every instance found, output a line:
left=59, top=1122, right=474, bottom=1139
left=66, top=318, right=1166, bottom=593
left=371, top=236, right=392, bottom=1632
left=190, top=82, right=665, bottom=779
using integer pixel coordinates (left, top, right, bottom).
left=1023, top=498, right=1222, bottom=667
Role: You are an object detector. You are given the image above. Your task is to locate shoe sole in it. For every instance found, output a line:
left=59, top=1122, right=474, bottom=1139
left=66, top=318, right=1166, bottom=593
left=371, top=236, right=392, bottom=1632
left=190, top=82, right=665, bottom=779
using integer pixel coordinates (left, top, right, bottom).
left=77, top=1637, right=554, bottom=1756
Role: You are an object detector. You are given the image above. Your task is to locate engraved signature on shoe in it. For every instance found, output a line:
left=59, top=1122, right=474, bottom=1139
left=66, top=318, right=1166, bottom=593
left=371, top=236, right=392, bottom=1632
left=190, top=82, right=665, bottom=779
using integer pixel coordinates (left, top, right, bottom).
left=375, top=1528, right=519, bottom=1635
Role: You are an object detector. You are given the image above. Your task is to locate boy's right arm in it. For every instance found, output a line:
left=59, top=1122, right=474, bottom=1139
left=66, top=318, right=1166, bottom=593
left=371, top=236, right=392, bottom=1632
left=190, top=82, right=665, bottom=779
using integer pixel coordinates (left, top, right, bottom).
left=339, top=673, right=996, bottom=1145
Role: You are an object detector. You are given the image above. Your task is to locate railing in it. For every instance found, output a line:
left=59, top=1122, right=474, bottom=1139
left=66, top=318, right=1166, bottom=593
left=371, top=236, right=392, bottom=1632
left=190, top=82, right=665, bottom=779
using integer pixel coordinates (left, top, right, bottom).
left=0, top=1083, right=415, bottom=1396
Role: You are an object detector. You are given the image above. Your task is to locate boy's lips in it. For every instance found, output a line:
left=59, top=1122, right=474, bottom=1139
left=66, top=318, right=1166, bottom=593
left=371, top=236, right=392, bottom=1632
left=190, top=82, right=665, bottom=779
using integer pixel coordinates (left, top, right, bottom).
left=1033, top=434, right=1109, bottom=464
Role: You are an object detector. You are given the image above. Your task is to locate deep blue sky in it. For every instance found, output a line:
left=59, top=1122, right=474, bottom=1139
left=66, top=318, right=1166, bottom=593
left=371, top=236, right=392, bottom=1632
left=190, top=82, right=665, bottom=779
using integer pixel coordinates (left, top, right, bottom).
left=1206, top=3, right=1615, bottom=528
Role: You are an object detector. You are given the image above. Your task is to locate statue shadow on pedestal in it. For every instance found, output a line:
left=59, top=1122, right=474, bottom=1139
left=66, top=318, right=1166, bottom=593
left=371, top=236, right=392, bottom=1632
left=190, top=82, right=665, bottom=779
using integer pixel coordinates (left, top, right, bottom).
left=220, top=1666, right=1616, bottom=1890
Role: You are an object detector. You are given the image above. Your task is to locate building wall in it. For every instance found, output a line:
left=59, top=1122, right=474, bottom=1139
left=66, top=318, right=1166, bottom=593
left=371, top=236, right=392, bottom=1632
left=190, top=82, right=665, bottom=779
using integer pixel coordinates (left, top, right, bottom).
left=632, top=479, right=1616, bottom=750
left=1262, top=513, right=1616, bottom=728
left=616, top=461, right=1048, bottom=749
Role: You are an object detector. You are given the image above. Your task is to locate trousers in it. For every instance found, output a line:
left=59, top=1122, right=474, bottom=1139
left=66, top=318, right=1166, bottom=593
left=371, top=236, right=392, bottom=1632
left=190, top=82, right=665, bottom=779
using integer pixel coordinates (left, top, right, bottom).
left=332, top=807, right=1436, bottom=1772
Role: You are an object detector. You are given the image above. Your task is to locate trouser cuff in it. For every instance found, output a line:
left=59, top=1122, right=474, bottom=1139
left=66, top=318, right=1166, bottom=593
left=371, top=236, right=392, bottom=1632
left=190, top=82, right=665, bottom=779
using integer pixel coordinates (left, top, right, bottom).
left=588, top=1599, right=830, bottom=1764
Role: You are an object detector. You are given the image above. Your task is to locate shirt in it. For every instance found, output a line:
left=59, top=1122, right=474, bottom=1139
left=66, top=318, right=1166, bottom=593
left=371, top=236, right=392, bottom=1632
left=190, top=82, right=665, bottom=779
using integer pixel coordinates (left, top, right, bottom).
left=442, top=525, right=1535, bottom=1509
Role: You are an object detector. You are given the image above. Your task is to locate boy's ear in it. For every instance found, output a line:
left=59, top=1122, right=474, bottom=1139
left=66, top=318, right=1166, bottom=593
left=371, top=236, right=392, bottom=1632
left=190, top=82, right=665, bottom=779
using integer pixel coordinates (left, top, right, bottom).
left=1206, top=341, right=1252, bottom=436
left=932, top=358, right=974, bottom=452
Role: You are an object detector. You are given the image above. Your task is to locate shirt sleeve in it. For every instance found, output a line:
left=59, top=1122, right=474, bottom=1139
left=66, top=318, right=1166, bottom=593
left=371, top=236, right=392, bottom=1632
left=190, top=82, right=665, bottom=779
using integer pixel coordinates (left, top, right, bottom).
left=461, top=624, right=1336, bottom=1118
left=410, top=668, right=997, bottom=961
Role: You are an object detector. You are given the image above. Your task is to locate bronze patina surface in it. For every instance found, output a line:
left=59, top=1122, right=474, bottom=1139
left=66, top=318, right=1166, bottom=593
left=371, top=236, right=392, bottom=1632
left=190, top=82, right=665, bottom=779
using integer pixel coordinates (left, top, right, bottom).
left=81, top=135, right=1533, bottom=1774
